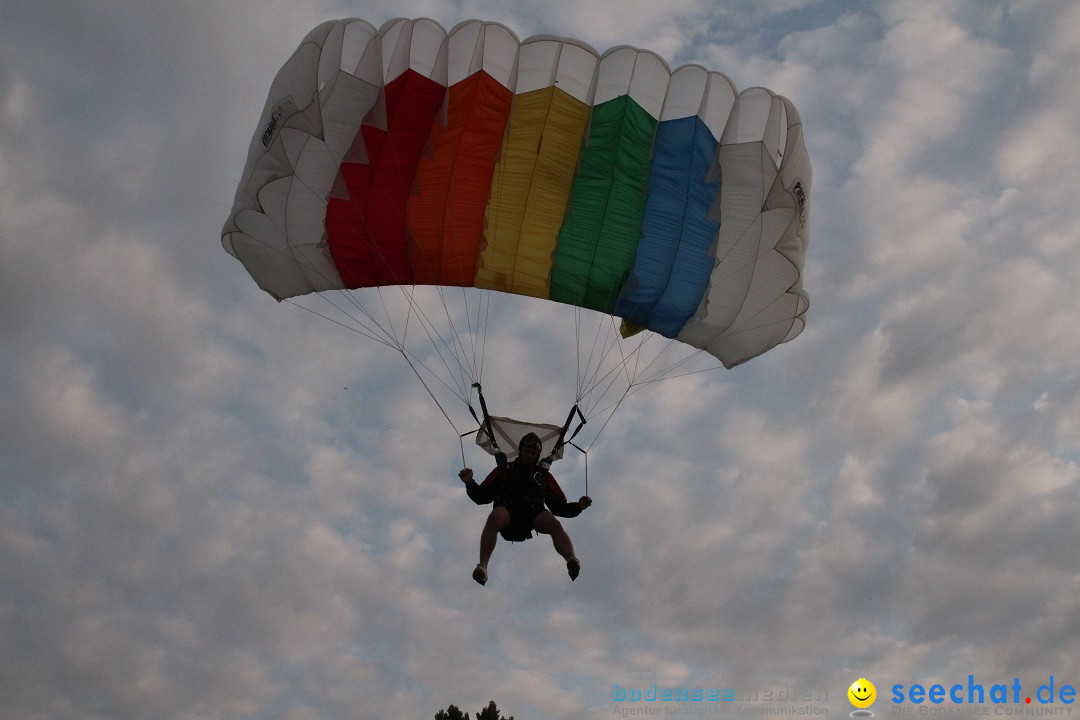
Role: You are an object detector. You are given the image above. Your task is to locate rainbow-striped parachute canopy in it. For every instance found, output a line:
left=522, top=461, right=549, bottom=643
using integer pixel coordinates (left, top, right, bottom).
left=222, top=18, right=811, bottom=368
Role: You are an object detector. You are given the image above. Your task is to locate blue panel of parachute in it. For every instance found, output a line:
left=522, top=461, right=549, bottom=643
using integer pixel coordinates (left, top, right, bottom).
left=615, top=115, right=721, bottom=338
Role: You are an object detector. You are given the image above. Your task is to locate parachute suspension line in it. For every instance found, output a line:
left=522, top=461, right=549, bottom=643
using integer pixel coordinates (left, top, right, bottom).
left=582, top=443, right=588, bottom=497
left=391, top=284, right=475, bottom=403
left=348, top=290, right=475, bottom=407
left=558, top=439, right=590, bottom=498
left=432, top=285, right=473, bottom=380
left=573, top=319, right=709, bottom=446
left=584, top=324, right=718, bottom=415
left=583, top=396, right=625, bottom=451
left=428, top=283, right=487, bottom=393
left=579, top=335, right=676, bottom=421
left=635, top=348, right=713, bottom=386
left=297, top=221, right=475, bottom=421
left=397, top=346, right=465, bottom=435
left=578, top=356, right=640, bottom=454
left=572, top=308, right=626, bottom=419
left=579, top=337, right=727, bottom=429
left=619, top=333, right=718, bottom=388
left=439, top=285, right=491, bottom=392
left=323, top=283, right=473, bottom=392
left=581, top=318, right=638, bottom=418
left=281, top=297, right=399, bottom=350
left=575, top=311, right=713, bottom=422
left=374, top=285, right=405, bottom=344
left=571, top=309, right=638, bottom=420
left=408, top=298, right=498, bottom=407
left=476, top=289, right=493, bottom=385
left=580, top=359, right=632, bottom=421
left=574, top=307, right=587, bottom=401
left=573, top=307, right=606, bottom=405
left=574, top=321, right=648, bottom=451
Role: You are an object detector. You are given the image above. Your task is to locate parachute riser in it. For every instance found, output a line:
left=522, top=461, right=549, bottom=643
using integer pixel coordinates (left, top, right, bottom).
left=470, top=382, right=507, bottom=468
left=540, top=403, right=587, bottom=470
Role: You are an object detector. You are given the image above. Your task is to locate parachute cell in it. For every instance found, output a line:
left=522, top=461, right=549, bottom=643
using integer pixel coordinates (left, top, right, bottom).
left=406, top=21, right=518, bottom=286
left=550, top=47, right=668, bottom=313
left=475, top=37, right=599, bottom=300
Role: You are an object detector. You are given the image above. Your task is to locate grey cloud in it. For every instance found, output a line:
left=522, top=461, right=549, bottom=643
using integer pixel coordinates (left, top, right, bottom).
left=5, top=1, right=1080, bottom=718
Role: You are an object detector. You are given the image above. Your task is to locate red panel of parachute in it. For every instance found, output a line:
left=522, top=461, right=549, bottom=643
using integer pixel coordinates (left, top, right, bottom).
left=327, top=69, right=447, bottom=287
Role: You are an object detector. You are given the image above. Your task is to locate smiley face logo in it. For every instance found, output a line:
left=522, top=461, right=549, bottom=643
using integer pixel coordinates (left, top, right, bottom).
left=848, top=678, right=876, bottom=708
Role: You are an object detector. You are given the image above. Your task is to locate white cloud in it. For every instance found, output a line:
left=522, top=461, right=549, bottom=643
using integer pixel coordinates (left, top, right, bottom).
left=5, top=1, right=1080, bottom=718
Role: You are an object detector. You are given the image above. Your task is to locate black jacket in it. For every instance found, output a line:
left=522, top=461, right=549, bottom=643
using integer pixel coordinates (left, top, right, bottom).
left=466, top=460, right=584, bottom=517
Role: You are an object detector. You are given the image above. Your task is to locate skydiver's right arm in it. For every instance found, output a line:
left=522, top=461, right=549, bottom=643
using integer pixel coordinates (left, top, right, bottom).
left=462, top=467, right=499, bottom=505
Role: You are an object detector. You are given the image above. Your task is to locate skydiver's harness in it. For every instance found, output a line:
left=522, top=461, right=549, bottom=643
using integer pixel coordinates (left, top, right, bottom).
left=488, top=460, right=550, bottom=542
left=493, top=461, right=547, bottom=508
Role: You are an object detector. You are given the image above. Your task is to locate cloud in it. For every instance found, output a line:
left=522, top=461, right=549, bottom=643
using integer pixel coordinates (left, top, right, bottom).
left=4, top=1, right=1080, bottom=718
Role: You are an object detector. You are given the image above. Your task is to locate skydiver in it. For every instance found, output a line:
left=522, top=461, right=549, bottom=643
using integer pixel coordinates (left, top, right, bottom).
left=459, top=432, right=592, bottom=586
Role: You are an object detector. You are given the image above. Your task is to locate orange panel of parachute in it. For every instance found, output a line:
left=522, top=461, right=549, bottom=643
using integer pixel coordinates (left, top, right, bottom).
left=407, top=70, right=514, bottom=286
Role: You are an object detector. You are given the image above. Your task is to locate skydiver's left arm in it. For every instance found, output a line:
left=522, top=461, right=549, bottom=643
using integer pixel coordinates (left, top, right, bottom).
left=544, top=475, right=592, bottom=517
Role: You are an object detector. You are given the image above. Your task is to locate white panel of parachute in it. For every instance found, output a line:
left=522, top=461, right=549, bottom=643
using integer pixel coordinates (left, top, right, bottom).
left=222, top=18, right=378, bottom=298
left=677, top=89, right=812, bottom=368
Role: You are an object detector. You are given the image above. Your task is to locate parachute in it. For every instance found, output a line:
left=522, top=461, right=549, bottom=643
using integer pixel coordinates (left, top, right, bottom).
left=222, top=18, right=812, bottom=456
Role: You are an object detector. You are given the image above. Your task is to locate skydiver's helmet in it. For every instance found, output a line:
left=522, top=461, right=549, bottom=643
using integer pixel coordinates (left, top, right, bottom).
left=518, top=432, right=543, bottom=455
left=518, top=432, right=544, bottom=471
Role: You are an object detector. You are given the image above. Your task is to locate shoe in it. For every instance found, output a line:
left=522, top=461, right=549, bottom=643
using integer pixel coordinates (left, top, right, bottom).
left=567, top=557, right=580, bottom=581
left=472, top=563, right=488, bottom=586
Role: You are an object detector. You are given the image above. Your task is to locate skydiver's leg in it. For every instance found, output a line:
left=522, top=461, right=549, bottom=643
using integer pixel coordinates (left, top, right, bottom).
left=532, top=510, right=575, bottom=560
left=533, top=511, right=580, bottom=580
left=479, top=506, right=511, bottom=566
left=473, top=506, right=511, bottom=585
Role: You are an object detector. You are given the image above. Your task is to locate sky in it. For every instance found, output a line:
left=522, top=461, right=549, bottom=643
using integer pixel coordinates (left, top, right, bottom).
left=3, top=1, right=1080, bottom=718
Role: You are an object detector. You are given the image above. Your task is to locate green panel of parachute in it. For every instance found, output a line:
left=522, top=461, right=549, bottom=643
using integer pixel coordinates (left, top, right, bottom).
left=550, top=95, right=658, bottom=313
